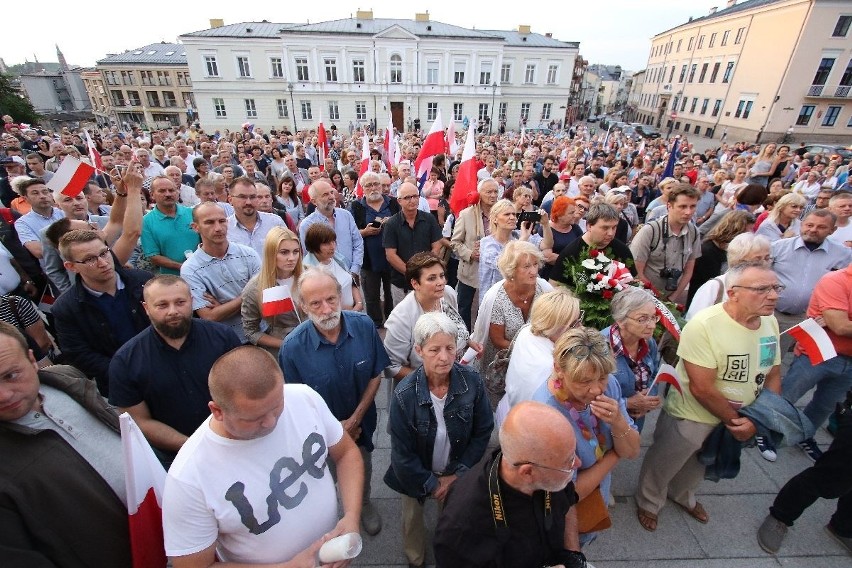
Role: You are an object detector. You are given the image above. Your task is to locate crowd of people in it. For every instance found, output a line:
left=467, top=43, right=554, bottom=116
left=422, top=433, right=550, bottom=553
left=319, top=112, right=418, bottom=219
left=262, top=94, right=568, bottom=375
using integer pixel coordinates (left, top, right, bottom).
left=1, top=111, right=851, bottom=567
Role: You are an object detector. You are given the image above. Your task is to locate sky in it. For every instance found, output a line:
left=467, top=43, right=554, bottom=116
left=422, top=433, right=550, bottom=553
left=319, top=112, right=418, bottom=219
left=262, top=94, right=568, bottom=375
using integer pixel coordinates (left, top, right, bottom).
left=3, top=0, right=721, bottom=72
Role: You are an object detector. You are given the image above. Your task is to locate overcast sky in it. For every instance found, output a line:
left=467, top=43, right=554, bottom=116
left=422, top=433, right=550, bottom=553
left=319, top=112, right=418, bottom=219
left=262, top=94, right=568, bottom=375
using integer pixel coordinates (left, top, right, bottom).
left=4, top=0, right=719, bottom=72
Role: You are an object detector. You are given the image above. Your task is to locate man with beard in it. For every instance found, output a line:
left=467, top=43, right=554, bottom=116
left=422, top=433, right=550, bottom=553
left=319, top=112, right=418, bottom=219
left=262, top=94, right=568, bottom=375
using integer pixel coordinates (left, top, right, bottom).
left=226, top=177, right=285, bottom=257
left=52, top=230, right=151, bottom=395
left=109, top=275, right=240, bottom=465
left=278, top=268, right=390, bottom=536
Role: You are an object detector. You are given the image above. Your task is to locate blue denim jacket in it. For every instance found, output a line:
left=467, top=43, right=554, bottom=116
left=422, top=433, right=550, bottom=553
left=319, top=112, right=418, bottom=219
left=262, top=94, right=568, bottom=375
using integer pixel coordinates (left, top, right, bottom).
left=600, top=326, right=661, bottom=431
left=384, top=362, right=494, bottom=499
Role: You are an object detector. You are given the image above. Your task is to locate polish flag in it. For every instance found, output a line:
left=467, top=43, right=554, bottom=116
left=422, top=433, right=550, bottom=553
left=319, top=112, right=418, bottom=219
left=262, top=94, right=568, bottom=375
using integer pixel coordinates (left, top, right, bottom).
left=653, top=298, right=681, bottom=341
left=84, top=130, right=104, bottom=172
left=393, top=138, right=402, bottom=166
left=414, top=110, right=444, bottom=177
left=449, top=122, right=479, bottom=217
left=47, top=155, right=95, bottom=197
left=120, top=413, right=167, bottom=568
left=355, top=132, right=370, bottom=198
left=446, top=120, right=459, bottom=157
left=383, top=117, right=395, bottom=171
left=647, top=363, right=683, bottom=398
left=316, top=115, right=329, bottom=171
left=785, top=318, right=837, bottom=366
left=262, top=285, right=296, bottom=317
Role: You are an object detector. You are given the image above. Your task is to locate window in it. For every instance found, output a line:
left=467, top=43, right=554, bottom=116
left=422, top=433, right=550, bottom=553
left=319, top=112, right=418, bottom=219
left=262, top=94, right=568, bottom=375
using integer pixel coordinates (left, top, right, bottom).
left=841, top=59, right=852, bottom=86
left=700, top=98, right=709, bottom=115
left=501, top=63, right=512, bottom=84
left=723, top=61, right=735, bottom=83
left=541, top=103, right=552, bottom=120
left=301, top=100, right=313, bottom=120
left=479, top=103, right=489, bottom=120
left=140, top=71, right=153, bottom=86
left=213, top=98, right=226, bottom=118
left=687, top=37, right=694, bottom=50
left=710, top=62, right=721, bottom=83
left=680, top=97, right=688, bottom=112
left=244, top=99, right=257, bottom=118
left=324, top=58, right=338, bottom=82
left=126, top=90, right=140, bottom=106
left=237, top=56, right=251, bottom=78
left=480, top=61, right=493, bottom=85
left=520, top=103, right=531, bottom=121
left=668, top=66, right=675, bottom=82
left=104, top=71, right=117, bottom=85
left=833, top=15, right=852, bottom=37
left=355, top=101, right=366, bottom=121
left=547, top=64, right=558, bottom=85
left=688, top=64, right=697, bottom=83
left=823, top=105, right=842, bottom=126
left=709, top=32, right=717, bottom=48
left=390, top=54, right=402, bottom=84
left=453, top=103, right=464, bottom=121
left=276, top=99, right=289, bottom=119
left=163, top=91, right=177, bottom=107
left=697, top=35, right=705, bottom=49
left=679, top=65, right=687, bottom=82
left=204, top=55, right=219, bottom=77
left=427, top=61, right=439, bottom=84
left=427, top=102, right=438, bottom=121
left=157, top=71, right=171, bottom=86
left=677, top=39, right=682, bottom=52
left=699, top=63, right=708, bottom=83
left=721, top=30, right=730, bottom=46
left=690, top=97, right=698, bottom=113
left=734, top=100, right=745, bottom=118
left=146, top=91, right=160, bottom=107
left=295, top=57, right=309, bottom=81
left=524, top=64, right=536, bottom=84
left=328, top=101, right=339, bottom=121
left=735, top=99, right=754, bottom=119
left=352, top=59, right=365, bottom=83
left=712, top=99, right=722, bottom=117
left=177, top=72, right=191, bottom=86
left=498, top=102, right=507, bottom=121
left=694, top=125, right=701, bottom=134
left=270, top=57, right=284, bottom=78
left=812, top=57, right=836, bottom=85
left=734, top=27, right=745, bottom=44
left=120, top=71, right=134, bottom=85
left=796, top=105, right=815, bottom=126
left=453, top=61, right=465, bottom=84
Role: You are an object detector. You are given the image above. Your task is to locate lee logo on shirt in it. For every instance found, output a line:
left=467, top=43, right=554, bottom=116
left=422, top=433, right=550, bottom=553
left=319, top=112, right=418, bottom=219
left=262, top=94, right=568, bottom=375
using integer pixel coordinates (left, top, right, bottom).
left=224, top=432, right=327, bottom=534
left=722, top=354, right=749, bottom=383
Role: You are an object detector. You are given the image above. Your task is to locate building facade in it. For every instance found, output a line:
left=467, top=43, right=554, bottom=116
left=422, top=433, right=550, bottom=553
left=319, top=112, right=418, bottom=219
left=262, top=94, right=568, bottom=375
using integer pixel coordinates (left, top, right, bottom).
left=635, top=0, right=852, bottom=143
left=84, top=42, right=195, bottom=129
left=19, top=46, right=90, bottom=114
left=180, top=12, right=579, bottom=132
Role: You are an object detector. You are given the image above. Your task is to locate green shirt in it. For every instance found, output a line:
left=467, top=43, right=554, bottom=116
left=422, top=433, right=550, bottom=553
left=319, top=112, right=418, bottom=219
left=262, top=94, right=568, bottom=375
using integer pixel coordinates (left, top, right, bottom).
left=141, top=205, right=199, bottom=275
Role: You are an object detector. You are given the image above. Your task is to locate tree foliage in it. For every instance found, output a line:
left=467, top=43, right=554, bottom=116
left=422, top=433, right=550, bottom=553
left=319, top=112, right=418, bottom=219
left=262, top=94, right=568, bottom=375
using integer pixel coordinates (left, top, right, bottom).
left=0, top=74, right=40, bottom=125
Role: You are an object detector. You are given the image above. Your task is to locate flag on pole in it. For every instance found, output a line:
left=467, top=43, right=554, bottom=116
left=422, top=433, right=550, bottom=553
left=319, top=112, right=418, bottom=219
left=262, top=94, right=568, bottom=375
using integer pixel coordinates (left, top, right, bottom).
left=393, top=138, right=402, bottom=166
left=446, top=120, right=459, bottom=157
left=661, top=137, right=681, bottom=179
left=47, top=155, right=95, bottom=197
left=414, top=110, right=444, bottom=177
left=355, top=132, right=370, bottom=198
left=602, top=125, right=613, bottom=148
left=383, top=116, right=395, bottom=171
left=120, top=413, right=167, bottom=568
left=520, top=124, right=526, bottom=146
left=84, top=131, right=103, bottom=172
left=653, top=298, right=681, bottom=341
left=637, top=139, right=646, bottom=156
left=647, top=363, right=683, bottom=398
left=449, top=122, right=479, bottom=216
left=316, top=113, right=329, bottom=171
left=262, top=285, right=296, bottom=317
left=785, top=318, right=837, bottom=366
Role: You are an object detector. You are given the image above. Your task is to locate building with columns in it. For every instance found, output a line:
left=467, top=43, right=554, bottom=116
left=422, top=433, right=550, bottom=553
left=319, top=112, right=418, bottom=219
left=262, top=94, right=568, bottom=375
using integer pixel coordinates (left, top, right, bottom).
left=180, top=12, right=579, bottom=132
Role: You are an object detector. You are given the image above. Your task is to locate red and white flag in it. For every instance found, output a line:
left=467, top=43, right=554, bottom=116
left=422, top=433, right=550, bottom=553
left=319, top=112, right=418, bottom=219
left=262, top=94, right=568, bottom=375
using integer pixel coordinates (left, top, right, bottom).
left=47, top=155, right=95, bottom=197
left=449, top=122, right=479, bottom=217
left=647, top=363, right=683, bottom=398
left=414, top=110, right=444, bottom=177
left=262, top=285, right=296, bottom=317
left=355, top=132, right=370, bottom=198
left=383, top=117, right=396, bottom=171
left=120, top=413, right=167, bottom=568
left=446, top=120, right=459, bottom=157
left=653, top=298, right=681, bottom=341
left=84, top=131, right=104, bottom=172
left=316, top=114, right=329, bottom=172
left=785, top=318, right=837, bottom=366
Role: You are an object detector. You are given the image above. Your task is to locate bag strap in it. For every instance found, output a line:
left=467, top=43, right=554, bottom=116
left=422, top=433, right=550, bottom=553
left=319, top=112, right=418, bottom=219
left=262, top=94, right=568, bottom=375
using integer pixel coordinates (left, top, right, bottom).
left=713, top=276, right=726, bottom=305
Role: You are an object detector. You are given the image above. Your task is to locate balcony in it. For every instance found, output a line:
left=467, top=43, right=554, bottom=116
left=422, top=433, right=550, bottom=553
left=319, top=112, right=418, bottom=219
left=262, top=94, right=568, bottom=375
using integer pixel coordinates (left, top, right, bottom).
left=806, top=84, right=852, bottom=99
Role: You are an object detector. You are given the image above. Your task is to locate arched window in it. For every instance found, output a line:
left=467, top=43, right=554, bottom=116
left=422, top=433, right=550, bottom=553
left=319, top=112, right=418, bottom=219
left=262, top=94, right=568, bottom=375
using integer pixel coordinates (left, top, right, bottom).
left=390, top=54, right=402, bottom=84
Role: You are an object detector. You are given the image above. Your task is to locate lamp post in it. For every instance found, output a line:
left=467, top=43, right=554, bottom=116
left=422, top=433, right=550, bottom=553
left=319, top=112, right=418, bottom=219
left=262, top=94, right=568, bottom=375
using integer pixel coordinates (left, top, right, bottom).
left=489, top=82, right=497, bottom=135
left=287, top=82, right=297, bottom=133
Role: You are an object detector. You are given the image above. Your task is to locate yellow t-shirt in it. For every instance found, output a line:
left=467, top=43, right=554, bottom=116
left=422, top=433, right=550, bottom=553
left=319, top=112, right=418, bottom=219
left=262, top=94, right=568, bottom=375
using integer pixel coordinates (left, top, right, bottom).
left=665, top=303, right=780, bottom=425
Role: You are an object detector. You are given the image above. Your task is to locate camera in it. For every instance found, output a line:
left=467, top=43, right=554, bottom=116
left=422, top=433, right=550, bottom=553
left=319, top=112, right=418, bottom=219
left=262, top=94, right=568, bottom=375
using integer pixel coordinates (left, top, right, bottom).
left=659, top=268, right=683, bottom=291
left=517, top=210, right=542, bottom=229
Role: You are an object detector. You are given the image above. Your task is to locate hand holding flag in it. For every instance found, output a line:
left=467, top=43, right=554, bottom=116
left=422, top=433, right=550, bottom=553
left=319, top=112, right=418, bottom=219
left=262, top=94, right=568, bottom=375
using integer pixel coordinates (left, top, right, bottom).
left=262, top=285, right=297, bottom=317
left=784, top=318, right=837, bottom=366
left=47, top=155, right=95, bottom=197
left=647, top=363, right=683, bottom=398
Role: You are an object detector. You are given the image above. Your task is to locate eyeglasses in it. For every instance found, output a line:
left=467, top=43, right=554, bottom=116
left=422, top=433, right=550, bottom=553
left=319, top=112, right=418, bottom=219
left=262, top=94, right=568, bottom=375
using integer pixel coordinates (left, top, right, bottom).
left=231, top=194, right=259, bottom=200
left=570, top=310, right=585, bottom=329
left=561, top=340, right=610, bottom=360
left=398, top=194, right=419, bottom=201
left=71, top=248, right=111, bottom=267
left=731, top=284, right=786, bottom=295
left=628, top=314, right=660, bottom=325
left=363, top=182, right=380, bottom=187
left=513, top=454, right=577, bottom=476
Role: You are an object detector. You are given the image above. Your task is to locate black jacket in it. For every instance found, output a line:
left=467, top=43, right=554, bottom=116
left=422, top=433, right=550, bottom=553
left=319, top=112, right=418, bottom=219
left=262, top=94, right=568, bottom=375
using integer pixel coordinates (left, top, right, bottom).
left=52, top=266, right=153, bottom=395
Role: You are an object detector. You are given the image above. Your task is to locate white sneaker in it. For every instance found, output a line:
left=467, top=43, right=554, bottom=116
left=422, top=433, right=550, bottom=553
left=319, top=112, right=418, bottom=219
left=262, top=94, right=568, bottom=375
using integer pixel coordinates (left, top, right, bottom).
left=756, top=436, right=777, bottom=462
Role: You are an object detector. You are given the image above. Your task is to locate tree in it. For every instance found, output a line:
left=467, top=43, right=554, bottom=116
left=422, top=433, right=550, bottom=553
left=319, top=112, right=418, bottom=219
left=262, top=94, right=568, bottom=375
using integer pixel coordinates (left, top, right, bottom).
left=0, top=73, right=40, bottom=125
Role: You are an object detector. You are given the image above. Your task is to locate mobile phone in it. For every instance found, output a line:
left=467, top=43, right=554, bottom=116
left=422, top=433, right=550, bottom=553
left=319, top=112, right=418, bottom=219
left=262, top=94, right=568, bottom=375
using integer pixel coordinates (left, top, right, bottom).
left=370, top=220, right=382, bottom=228
left=113, top=164, right=128, bottom=176
left=518, top=211, right=542, bottom=224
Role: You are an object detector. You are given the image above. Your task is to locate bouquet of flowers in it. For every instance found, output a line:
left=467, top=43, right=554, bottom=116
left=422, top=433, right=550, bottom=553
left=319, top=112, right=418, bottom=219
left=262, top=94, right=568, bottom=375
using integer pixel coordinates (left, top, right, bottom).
left=566, top=247, right=637, bottom=330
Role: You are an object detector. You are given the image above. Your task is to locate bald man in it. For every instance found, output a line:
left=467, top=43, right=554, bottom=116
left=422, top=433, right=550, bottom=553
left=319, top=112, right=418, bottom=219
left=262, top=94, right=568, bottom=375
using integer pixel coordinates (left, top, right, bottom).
left=163, top=345, right=363, bottom=567
left=434, top=401, right=586, bottom=568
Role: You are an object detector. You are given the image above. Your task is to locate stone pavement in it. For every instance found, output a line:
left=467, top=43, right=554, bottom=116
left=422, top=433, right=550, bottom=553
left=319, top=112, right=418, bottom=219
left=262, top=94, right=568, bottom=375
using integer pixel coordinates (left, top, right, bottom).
left=351, top=367, right=849, bottom=567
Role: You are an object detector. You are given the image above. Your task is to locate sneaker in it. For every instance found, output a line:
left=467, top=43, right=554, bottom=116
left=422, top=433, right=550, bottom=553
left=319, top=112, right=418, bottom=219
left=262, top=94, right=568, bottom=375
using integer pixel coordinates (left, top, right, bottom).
left=826, top=523, right=852, bottom=554
left=755, top=436, right=777, bottom=462
left=361, top=501, right=382, bottom=536
left=757, top=514, right=788, bottom=554
left=798, top=438, right=824, bottom=462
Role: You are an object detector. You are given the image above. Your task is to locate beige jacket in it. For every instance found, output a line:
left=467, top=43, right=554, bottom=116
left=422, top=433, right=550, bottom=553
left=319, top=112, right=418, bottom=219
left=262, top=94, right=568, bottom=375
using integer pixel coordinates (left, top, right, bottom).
left=451, top=203, right=486, bottom=288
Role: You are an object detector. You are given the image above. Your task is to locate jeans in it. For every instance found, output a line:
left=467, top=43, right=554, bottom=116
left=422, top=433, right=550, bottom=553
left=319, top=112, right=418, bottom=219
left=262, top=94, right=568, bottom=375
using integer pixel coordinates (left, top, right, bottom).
left=361, top=267, right=393, bottom=326
left=782, top=353, right=852, bottom=430
left=455, top=281, right=477, bottom=332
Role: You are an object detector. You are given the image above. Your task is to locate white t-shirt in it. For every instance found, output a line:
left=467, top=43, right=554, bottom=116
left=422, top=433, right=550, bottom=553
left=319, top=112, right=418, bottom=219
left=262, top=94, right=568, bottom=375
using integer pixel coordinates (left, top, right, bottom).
left=504, top=326, right=554, bottom=407
left=827, top=221, right=852, bottom=247
left=0, top=242, right=21, bottom=294
left=163, top=384, right=344, bottom=564
left=430, top=392, right=451, bottom=474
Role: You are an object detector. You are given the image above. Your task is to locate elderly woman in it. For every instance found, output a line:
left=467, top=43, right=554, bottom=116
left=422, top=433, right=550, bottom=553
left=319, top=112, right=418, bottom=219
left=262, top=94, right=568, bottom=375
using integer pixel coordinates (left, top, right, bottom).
left=604, top=190, right=633, bottom=244
left=383, top=252, right=477, bottom=381
left=532, top=327, right=640, bottom=545
left=601, top=287, right=662, bottom=431
left=755, top=192, right=805, bottom=243
left=384, top=312, right=494, bottom=568
left=303, top=223, right=363, bottom=311
left=504, top=288, right=583, bottom=406
left=511, top=185, right=536, bottom=214
left=541, top=196, right=583, bottom=280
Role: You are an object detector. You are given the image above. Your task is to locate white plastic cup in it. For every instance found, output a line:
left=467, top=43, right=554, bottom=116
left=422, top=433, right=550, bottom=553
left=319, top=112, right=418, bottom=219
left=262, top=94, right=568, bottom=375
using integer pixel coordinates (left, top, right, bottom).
left=317, top=532, right=363, bottom=564
left=460, top=347, right=478, bottom=366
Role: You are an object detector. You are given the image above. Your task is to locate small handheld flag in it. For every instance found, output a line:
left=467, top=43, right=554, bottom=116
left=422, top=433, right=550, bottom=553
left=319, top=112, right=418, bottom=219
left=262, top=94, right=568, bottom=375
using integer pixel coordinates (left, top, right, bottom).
left=47, top=155, right=95, bottom=197
left=647, top=363, right=683, bottom=398
left=262, top=285, right=296, bottom=317
left=784, top=318, right=837, bottom=366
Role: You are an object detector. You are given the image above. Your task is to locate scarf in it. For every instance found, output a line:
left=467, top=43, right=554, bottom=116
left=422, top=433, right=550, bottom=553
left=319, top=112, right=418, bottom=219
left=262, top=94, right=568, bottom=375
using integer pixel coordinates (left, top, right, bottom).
left=609, top=324, right=651, bottom=392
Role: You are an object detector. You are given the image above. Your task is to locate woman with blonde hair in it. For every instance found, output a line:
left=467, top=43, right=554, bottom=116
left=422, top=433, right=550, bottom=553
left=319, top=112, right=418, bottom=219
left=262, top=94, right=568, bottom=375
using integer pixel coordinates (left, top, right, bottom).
left=755, top=192, right=806, bottom=243
left=241, top=226, right=303, bottom=355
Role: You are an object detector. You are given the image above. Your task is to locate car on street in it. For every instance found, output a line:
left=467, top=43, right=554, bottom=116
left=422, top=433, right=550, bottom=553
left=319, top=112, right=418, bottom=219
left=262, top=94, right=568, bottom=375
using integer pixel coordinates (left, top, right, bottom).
left=801, top=143, right=852, bottom=162
left=636, top=125, right=661, bottom=139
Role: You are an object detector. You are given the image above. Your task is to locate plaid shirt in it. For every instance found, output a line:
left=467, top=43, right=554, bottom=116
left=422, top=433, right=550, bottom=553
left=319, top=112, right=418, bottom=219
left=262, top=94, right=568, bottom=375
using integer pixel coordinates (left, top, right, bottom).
left=608, top=323, right=652, bottom=392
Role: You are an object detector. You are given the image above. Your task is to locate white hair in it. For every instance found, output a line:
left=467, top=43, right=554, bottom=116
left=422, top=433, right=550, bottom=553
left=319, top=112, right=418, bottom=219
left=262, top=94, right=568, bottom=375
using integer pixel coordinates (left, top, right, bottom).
left=413, top=312, right=458, bottom=347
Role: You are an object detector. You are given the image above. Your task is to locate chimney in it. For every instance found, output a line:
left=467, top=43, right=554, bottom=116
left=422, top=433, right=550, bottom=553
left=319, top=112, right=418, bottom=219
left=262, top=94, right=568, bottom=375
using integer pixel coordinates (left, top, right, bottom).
left=709, top=6, right=718, bottom=14
left=209, top=18, right=224, bottom=28
left=518, top=24, right=531, bottom=35
left=545, top=32, right=552, bottom=38
left=726, top=0, right=736, bottom=7
left=415, top=12, right=429, bottom=22
left=356, top=10, right=373, bottom=20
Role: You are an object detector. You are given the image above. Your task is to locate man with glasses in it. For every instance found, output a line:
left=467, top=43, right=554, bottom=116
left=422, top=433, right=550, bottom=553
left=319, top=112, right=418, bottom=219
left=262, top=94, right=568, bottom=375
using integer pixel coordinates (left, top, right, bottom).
left=51, top=230, right=152, bottom=395
left=434, top=401, right=587, bottom=568
left=636, top=262, right=783, bottom=531
left=225, top=177, right=285, bottom=257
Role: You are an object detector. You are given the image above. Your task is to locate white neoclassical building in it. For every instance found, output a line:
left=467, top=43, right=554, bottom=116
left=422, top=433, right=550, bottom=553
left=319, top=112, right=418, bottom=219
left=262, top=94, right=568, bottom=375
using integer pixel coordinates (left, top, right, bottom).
left=180, top=12, right=579, bottom=132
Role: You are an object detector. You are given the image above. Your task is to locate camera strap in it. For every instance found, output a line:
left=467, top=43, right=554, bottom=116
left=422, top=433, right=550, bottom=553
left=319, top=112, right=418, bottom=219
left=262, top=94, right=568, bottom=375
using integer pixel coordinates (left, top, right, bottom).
left=660, top=216, right=686, bottom=272
left=488, top=452, right=553, bottom=536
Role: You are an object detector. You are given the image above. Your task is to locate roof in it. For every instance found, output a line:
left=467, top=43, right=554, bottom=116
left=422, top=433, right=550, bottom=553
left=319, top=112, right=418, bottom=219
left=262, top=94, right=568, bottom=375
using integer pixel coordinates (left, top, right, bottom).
left=655, top=0, right=784, bottom=36
left=482, top=29, right=578, bottom=49
left=181, top=21, right=296, bottom=38
left=587, top=64, right=626, bottom=81
left=97, top=43, right=187, bottom=65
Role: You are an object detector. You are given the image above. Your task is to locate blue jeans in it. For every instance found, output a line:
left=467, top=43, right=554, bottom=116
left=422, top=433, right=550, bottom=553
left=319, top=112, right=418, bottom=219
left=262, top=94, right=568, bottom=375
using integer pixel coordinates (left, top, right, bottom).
left=782, top=353, right=852, bottom=431
left=455, top=281, right=476, bottom=332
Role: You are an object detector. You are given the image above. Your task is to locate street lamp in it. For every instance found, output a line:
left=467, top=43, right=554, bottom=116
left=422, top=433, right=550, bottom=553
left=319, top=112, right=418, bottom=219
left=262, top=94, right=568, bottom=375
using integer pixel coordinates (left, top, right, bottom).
left=489, top=82, right=497, bottom=135
left=287, top=82, right=297, bottom=133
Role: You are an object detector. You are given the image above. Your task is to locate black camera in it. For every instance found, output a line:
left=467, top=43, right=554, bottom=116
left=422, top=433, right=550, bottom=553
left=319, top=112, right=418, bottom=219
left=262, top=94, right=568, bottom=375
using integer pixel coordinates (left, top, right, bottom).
left=659, top=268, right=683, bottom=291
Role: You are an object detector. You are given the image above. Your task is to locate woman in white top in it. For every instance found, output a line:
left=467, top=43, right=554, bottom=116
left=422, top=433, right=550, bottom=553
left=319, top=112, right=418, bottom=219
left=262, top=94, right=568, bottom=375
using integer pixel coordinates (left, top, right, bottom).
left=717, top=165, right=749, bottom=209
left=302, top=223, right=363, bottom=311
left=755, top=192, right=806, bottom=243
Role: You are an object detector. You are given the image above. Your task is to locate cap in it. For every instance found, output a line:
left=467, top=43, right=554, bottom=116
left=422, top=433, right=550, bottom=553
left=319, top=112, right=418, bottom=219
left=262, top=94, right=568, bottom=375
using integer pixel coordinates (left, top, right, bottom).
left=0, top=156, right=25, bottom=166
left=612, top=185, right=632, bottom=194
left=559, top=172, right=571, bottom=181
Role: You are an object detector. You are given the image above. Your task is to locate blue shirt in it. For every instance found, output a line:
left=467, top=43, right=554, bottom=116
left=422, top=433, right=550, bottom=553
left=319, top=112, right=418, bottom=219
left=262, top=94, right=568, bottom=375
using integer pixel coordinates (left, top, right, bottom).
left=363, top=197, right=394, bottom=272
left=771, top=236, right=851, bottom=314
left=299, top=208, right=364, bottom=272
left=278, top=311, right=390, bottom=450
left=141, top=205, right=200, bottom=274
left=16, top=207, right=64, bottom=247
